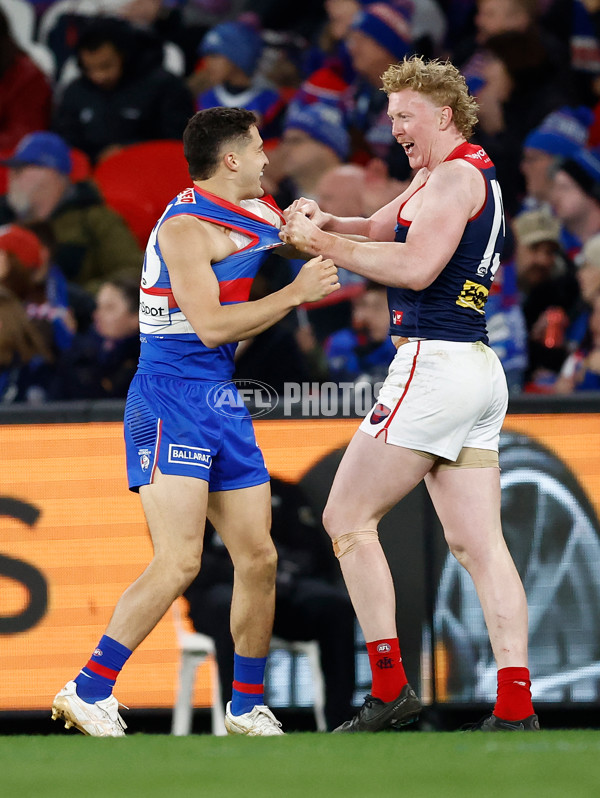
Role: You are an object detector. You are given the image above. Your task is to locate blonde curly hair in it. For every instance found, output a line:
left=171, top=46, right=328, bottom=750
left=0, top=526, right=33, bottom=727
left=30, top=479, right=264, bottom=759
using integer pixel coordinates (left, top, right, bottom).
left=381, top=56, right=479, bottom=140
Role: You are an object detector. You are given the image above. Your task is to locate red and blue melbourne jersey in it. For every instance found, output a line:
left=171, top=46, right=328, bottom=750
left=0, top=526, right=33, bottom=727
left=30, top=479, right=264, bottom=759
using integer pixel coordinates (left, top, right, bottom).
left=137, top=186, right=284, bottom=380
left=389, top=142, right=505, bottom=344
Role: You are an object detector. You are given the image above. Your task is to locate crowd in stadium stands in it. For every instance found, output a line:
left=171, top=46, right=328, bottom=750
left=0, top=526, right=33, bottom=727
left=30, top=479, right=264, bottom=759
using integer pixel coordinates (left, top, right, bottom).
left=3, top=0, right=600, bottom=401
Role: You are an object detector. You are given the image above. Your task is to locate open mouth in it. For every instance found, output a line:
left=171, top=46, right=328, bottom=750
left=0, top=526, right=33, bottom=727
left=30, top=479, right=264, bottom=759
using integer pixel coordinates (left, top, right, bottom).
left=402, top=142, right=414, bottom=155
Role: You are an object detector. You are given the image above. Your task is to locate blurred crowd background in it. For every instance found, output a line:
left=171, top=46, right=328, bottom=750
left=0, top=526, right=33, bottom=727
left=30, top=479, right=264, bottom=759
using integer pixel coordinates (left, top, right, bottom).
left=3, top=0, right=600, bottom=402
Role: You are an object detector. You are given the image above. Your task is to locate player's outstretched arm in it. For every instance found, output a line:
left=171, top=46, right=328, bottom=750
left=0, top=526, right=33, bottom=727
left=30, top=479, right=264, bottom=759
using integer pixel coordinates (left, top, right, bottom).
left=280, top=161, right=480, bottom=289
left=284, top=183, right=410, bottom=242
left=159, top=215, right=340, bottom=348
left=284, top=197, right=371, bottom=238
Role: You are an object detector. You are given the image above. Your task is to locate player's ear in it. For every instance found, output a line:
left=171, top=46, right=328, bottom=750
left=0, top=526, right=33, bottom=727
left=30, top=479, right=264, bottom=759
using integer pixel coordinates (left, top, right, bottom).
left=224, top=151, right=239, bottom=171
left=439, top=106, right=453, bottom=130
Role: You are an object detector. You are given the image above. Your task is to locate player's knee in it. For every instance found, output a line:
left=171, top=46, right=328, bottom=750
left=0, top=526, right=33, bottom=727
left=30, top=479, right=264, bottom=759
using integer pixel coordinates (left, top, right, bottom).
left=236, top=539, right=277, bottom=583
left=180, top=554, right=202, bottom=590
left=158, top=547, right=202, bottom=593
left=322, top=501, right=342, bottom=539
left=323, top=500, right=377, bottom=541
left=447, top=540, right=471, bottom=570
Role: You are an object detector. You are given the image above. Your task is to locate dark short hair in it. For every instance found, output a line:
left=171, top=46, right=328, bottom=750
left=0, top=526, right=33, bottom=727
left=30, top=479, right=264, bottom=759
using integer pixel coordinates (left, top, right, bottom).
left=183, top=107, right=257, bottom=181
left=77, top=17, right=132, bottom=55
left=102, top=273, right=140, bottom=315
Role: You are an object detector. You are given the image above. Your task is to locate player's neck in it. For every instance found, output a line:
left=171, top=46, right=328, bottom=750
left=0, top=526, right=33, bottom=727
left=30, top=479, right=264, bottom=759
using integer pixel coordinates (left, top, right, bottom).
left=193, top=178, right=248, bottom=208
left=429, top=133, right=467, bottom=171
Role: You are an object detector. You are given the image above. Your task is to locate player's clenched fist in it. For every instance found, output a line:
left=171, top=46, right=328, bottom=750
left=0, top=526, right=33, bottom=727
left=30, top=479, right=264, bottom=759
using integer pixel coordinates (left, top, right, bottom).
left=283, top=198, right=330, bottom=229
left=292, top=255, right=339, bottom=303
left=279, top=211, right=321, bottom=256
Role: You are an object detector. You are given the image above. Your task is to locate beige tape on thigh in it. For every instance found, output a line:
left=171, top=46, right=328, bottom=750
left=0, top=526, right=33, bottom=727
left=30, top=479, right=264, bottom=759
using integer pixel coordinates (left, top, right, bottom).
left=436, top=447, right=499, bottom=470
left=333, top=529, right=379, bottom=559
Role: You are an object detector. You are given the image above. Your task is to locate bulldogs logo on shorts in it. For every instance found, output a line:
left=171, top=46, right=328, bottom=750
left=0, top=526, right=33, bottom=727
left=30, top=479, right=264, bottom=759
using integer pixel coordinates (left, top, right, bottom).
left=138, top=448, right=152, bottom=471
left=370, top=403, right=391, bottom=425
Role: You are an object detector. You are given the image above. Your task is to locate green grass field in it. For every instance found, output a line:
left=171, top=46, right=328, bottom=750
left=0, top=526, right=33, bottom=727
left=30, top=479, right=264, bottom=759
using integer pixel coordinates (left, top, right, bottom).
left=2, top=731, right=600, bottom=798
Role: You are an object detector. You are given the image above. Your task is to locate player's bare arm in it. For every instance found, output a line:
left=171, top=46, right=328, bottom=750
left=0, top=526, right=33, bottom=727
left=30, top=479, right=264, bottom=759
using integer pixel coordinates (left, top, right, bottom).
left=284, top=197, right=371, bottom=237
left=284, top=190, right=408, bottom=242
left=280, top=161, right=484, bottom=290
left=285, top=174, right=418, bottom=241
left=159, top=215, right=339, bottom=348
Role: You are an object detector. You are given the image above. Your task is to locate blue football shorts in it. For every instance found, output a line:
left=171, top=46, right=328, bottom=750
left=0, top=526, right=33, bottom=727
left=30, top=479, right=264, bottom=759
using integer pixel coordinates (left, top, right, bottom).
left=124, top=373, right=269, bottom=492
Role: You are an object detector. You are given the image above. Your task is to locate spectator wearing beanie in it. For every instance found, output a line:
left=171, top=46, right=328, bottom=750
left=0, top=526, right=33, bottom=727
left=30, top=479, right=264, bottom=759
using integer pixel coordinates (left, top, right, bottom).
left=342, top=1, right=414, bottom=176
left=0, top=285, right=54, bottom=404
left=347, top=1, right=413, bottom=83
left=0, top=224, right=75, bottom=362
left=192, top=20, right=287, bottom=142
left=298, top=0, right=365, bottom=109
left=0, top=224, right=44, bottom=273
left=273, top=102, right=350, bottom=207
left=0, top=130, right=143, bottom=292
left=300, top=0, right=444, bottom=109
left=521, top=106, right=592, bottom=212
left=551, top=147, right=600, bottom=258
left=0, top=223, right=77, bottom=354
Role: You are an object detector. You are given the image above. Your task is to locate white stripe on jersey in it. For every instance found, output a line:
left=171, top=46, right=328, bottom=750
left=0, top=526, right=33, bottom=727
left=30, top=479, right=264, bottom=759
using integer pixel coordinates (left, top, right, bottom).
left=476, top=178, right=504, bottom=278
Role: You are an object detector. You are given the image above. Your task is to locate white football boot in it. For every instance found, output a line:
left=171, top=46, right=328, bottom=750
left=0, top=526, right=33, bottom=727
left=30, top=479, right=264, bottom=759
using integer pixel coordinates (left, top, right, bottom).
left=224, top=702, right=284, bottom=736
left=51, top=681, right=127, bottom=737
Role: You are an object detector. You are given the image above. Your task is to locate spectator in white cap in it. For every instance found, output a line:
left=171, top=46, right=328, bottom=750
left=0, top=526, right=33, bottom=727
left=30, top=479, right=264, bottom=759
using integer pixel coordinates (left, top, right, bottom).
left=511, top=208, right=579, bottom=388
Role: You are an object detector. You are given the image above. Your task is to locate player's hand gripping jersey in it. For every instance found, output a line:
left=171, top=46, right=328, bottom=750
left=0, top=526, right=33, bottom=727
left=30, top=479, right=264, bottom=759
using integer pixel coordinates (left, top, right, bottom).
left=137, top=186, right=284, bottom=380
left=389, top=143, right=505, bottom=343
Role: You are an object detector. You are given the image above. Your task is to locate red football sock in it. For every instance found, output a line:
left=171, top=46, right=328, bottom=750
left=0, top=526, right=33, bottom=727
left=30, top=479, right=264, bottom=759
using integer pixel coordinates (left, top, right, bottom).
left=366, top=638, right=407, bottom=702
left=493, top=667, right=534, bottom=721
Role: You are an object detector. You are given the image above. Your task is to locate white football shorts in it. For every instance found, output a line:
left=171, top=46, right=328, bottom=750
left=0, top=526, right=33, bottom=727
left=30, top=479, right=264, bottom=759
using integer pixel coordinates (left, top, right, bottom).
left=359, top=339, right=508, bottom=461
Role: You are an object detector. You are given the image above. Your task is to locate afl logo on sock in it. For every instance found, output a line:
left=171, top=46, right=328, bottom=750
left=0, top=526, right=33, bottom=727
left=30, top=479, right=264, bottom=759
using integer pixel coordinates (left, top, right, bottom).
left=94, top=648, right=103, bottom=657
left=370, top=403, right=391, bottom=425
left=377, top=643, right=391, bottom=653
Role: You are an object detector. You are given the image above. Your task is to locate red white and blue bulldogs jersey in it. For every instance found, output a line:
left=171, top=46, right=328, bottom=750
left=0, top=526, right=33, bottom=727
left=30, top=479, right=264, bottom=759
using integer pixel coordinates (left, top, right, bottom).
left=137, top=186, right=284, bottom=381
left=389, top=142, right=505, bottom=344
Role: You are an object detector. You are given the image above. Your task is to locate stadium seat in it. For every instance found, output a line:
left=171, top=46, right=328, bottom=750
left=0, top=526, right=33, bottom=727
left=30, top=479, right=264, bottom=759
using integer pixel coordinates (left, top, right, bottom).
left=171, top=599, right=327, bottom=735
left=268, top=637, right=327, bottom=732
left=93, top=141, right=191, bottom=248
left=171, top=598, right=226, bottom=737
left=37, top=0, right=98, bottom=47
left=0, top=0, right=35, bottom=47
left=24, top=41, right=56, bottom=81
left=69, top=147, right=91, bottom=182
